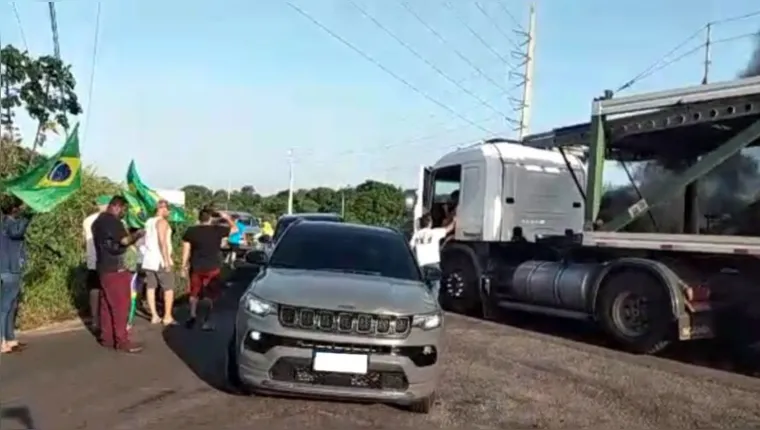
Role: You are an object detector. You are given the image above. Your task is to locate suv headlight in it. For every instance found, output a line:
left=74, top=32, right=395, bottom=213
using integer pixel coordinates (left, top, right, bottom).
left=412, top=312, right=442, bottom=330
left=243, top=295, right=276, bottom=316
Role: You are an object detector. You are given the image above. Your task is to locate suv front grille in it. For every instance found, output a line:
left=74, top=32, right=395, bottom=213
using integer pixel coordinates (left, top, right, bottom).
left=279, top=306, right=411, bottom=338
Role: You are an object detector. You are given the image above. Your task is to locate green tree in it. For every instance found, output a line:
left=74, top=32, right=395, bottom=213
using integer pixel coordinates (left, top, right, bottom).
left=0, top=44, right=83, bottom=153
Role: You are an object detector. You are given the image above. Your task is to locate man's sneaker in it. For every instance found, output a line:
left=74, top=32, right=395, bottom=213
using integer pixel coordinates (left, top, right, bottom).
left=116, top=342, right=144, bottom=354
left=201, top=320, right=215, bottom=331
left=185, top=317, right=197, bottom=329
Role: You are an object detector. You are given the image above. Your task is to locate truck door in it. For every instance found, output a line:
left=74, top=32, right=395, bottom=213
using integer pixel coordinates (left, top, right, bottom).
left=413, top=165, right=433, bottom=232
left=457, top=163, right=484, bottom=239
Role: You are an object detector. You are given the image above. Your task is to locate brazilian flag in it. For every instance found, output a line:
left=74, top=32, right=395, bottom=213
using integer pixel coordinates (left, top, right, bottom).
left=125, top=160, right=186, bottom=224
left=122, top=189, right=148, bottom=229
left=0, top=123, right=82, bottom=212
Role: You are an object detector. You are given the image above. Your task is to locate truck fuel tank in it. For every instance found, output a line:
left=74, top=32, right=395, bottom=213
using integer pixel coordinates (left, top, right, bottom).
left=511, top=261, right=600, bottom=312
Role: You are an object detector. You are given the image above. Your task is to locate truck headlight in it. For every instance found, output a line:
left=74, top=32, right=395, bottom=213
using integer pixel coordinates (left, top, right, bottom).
left=244, top=295, right=276, bottom=316
left=412, top=312, right=442, bottom=330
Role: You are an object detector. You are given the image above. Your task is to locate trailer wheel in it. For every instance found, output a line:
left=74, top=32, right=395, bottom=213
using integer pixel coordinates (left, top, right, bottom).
left=596, top=270, right=672, bottom=354
left=441, top=251, right=481, bottom=315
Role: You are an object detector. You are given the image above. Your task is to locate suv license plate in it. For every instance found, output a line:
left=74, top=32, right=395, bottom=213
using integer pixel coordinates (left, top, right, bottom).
left=312, top=352, right=368, bottom=374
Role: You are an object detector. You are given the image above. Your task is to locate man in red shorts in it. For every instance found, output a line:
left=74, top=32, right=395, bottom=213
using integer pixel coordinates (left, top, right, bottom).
left=91, top=195, right=145, bottom=352
left=181, top=207, right=238, bottom=330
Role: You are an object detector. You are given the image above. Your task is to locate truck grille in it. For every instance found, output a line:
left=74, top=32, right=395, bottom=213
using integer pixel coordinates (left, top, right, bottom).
left=278, top=306, right=411, bottom=338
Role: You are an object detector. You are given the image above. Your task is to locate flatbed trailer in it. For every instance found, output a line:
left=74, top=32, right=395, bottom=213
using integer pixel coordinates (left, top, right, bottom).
left=405, top=75, right=760, bottom=354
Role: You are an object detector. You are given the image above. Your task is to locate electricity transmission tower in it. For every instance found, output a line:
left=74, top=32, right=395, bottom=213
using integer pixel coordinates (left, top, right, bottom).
left=507, top=4, right=536, bottom=141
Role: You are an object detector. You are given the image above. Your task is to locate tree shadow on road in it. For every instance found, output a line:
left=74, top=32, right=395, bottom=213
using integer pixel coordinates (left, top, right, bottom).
left=161, top=280, right=249, bottom=394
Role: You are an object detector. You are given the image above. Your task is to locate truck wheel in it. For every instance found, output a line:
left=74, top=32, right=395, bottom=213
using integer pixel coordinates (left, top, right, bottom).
left=441, top=252, right=481, bottom=315
left=596, top=270, right=672, bottom=354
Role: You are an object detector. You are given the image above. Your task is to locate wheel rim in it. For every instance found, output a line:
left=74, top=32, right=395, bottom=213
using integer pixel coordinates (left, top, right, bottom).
left=443, top=271, right=466, bottom=300
left=611, top=291, right=650, bottom=337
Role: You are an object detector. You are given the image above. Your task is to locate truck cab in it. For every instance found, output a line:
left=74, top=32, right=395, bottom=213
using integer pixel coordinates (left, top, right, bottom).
left=411, top=139, right=586, bottom=243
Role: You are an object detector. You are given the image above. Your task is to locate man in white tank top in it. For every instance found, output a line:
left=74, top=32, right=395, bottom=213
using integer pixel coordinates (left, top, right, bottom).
left=141, top=200, right=177, bottom=325
left=82, top=195, right=111, bottom=331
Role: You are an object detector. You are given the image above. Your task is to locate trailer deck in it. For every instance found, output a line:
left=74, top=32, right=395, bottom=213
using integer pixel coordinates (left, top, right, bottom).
left=520, top=75, right=760, bottom=234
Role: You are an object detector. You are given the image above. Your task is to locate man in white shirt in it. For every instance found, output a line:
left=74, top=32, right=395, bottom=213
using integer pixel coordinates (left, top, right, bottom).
left=141, top=200, right=176, bottom=326
left=82, top=195, right=112, bottom=331
left=409, top=212, right=454, bottom=298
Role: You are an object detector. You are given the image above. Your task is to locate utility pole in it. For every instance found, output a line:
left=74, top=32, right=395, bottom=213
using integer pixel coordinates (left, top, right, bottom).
left=286, top=149, right=294, bottom=215
left=48, top=2, right=61, bottom=60
left=701, top=23, right=712, bottom=85
left=509, top=4, right=536, bottom=141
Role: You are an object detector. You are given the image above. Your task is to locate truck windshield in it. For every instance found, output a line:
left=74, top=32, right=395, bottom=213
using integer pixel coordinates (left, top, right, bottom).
left=268, top=225, right=421, bottom=282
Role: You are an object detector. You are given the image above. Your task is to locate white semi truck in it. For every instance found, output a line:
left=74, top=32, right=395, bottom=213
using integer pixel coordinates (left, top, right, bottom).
left=405, top=75, right=760, bottom=354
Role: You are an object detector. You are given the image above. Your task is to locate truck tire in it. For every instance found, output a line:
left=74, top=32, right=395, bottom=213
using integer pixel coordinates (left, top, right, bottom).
left=440, top=249, right=481, bottom=316
left=596, top=270, right=672, bottom=354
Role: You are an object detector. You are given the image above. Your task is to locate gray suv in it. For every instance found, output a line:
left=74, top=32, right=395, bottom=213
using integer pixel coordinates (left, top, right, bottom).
left=226, top=221, right=443, bottom=413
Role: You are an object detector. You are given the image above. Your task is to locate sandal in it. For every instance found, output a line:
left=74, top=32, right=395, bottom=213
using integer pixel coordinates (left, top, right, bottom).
left=10, top=343, right=27, bottom=351
left=162, top=319, right=178, bottom=327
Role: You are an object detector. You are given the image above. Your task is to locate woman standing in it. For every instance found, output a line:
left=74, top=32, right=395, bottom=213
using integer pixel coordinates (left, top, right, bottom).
left=0, top=197, right=31, bottom=354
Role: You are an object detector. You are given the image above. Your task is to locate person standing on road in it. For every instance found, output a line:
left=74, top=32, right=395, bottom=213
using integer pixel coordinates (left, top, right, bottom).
left=141, top=199, right=177, bottom=326
left=92, top=195, right=145, bottom=353
left=82, top=195, right=111, bottom=332
left=181, top=207, right=238, bottom=330
left=0, top=197, right=32, bottom=354
left=225, top=214, right=246, bottom=264
left=410, top=212, right=454, bottom=298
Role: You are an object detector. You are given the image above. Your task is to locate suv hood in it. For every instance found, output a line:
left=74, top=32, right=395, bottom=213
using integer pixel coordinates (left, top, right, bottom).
left=250, top=268, right=438, bottom=315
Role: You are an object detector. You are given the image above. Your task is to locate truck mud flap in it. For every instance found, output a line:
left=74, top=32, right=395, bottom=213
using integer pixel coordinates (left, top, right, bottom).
left=678, top=311, right=715, bottom=340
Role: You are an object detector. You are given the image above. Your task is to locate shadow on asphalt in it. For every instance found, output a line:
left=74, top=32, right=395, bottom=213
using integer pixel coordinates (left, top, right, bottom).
left=161, top=279, right=250, bottom=394
left=1, top=405, right=36, bottom=430
left=483, top=309, right=760, bottom=377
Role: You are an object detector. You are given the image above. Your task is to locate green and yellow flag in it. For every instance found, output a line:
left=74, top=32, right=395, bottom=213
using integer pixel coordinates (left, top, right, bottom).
left=125, top=160, right=186, bottom=224
left=0, top=123, right=82, bottom=212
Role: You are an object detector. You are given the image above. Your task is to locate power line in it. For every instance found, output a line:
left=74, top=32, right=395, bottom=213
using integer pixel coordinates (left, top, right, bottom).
left=284, top=1, right=495, bottom=135
left=398, top=0, right=513, bottom=99
left=298, top=112, right=502, bottom=162
left=83, top=2, right=102, bottom=143
left=346, top=0, right=509, bottom=120
left=491, top=0, right=525, bottom=32
left=616, top=8, right=760, bottom=92
left=473, top=1, right=520, bottom=51
left=441, top=0, right=512, bottom=65
left=615, top=26, right=706, bottom=92
left=10, top=3, right=28, bottom=52
left=617, top=30, right=760, bottom=92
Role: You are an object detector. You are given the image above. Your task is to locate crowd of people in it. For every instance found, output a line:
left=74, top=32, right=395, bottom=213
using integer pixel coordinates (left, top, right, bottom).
left=0, top=193, right=243, bottom=355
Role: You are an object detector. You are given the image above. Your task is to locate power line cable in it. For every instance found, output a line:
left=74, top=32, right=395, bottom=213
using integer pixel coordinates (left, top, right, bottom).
left=83, top=2, right=102, bottom=143
left=345, top=0, right=510, bottom=121
left=284, top=1, right=495, bottom=135
left=491, top=0, right=525, bottom=32
left=440, top=0, right=512, bottom=65
left=297, top=112, right=502, bottom=161
left=616, top=8, right=760, bottom=92
left=398, top=0, right=513, bottom=98
left=616, top=26, right=706, bottom=92
left=10, top=3, right=28, bottom=52
left=473, top=1, right=521, bottom=51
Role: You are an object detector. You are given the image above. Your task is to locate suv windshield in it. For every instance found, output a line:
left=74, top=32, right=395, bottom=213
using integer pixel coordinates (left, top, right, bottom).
left=268, top=225, right=421, bottom=281
left=272, top=215, right=340, bottom=242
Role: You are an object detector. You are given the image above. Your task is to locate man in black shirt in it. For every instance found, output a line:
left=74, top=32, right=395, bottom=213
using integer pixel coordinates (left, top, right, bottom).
left=91, top=195, right=145, bottom=352
left=181, top=207, right=237, bottom=330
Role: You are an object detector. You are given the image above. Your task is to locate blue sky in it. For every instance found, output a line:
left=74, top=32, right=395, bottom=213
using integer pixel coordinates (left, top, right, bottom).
left=2, top=0, right=759, bottom=195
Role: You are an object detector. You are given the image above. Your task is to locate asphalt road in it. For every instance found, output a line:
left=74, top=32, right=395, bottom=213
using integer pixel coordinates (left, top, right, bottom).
left=3, top=285, right=760, bottom=430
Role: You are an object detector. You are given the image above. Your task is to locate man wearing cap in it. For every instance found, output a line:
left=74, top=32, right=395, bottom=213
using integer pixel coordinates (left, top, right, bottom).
left=83, top=195, right=111, bottom=331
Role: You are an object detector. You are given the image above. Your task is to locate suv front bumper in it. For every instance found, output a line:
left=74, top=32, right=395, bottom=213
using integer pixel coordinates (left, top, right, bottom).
left=232, top=312, right=442, bottom=404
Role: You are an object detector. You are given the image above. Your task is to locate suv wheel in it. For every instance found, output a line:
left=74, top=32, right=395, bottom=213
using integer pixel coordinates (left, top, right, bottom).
left=407, top=393, right=435, bottom=414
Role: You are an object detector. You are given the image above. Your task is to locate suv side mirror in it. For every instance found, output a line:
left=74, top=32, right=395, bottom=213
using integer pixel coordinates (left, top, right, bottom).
left=245, top=250, right=268, bottom=265
left=257, top=234, right=272, bottom=244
